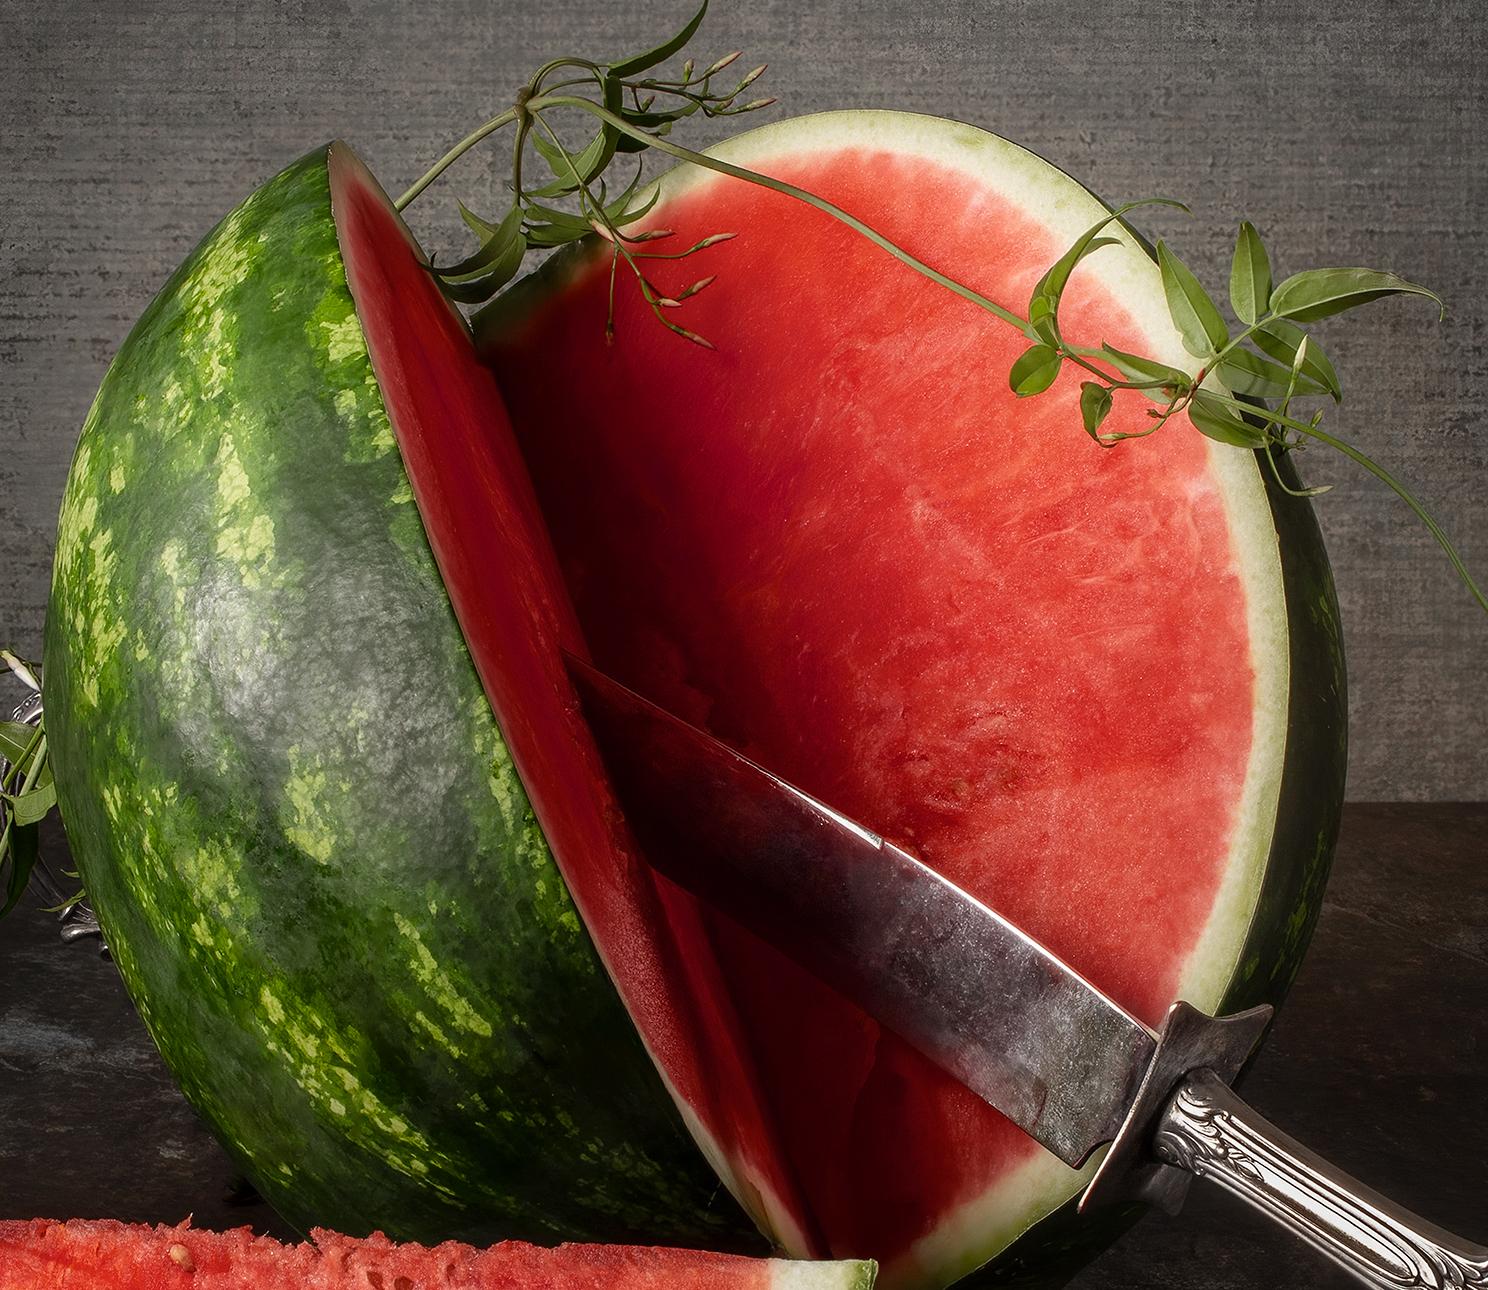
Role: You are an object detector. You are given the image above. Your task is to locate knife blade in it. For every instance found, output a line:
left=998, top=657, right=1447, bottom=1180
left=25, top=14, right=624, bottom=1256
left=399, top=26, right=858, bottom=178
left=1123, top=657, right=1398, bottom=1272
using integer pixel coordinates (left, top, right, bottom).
left=567, top=652, right=1153, bottom=1168
left=568, top=654, right=1488, bottom=1289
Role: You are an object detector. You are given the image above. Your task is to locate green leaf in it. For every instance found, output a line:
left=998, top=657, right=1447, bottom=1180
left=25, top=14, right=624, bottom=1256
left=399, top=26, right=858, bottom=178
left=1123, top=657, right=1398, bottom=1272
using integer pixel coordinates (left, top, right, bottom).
left=1099, top=344, right=1191, bottom=391
left=1079, top=383, right=1114, bottom=439
left=1030, top=235, right=1120, bottom=310
left=1009, top=344, right=1062, bottom=397
left=1, top=820, right=38, bottom=917
left=1253, top=319, right=1343, bottom=401
left=435, top=204, right=524, bottom=282
left=523, top=202, right=594, bottom=231
left=1028, top=295, right=1059, bottom=346
left=0, top=721, right=35, bottom=765
left=1032, top=198, right=1184, bottom=306
left=457, top=202, right=504, bottom=239
left=530, top=126, right=613, bottom=195
left=608, top=0, right=709, bottom=78
left=4, top=781, right=56, bottom=826
left=1269, top=267, right=1444, bottom=323
left=1229, top=221, right=1272, bottom=326
left=1157, top=241, right=1229, bottom=358
left=610, top=186, right=660, bottom=226
left=1026, top=198, right=1186, bottom=338
left=1217, top=348, right=1326, bottom=400
left=1188, top=390, right=1268, bottom=448
left=522, top=220, right=596, bottom=249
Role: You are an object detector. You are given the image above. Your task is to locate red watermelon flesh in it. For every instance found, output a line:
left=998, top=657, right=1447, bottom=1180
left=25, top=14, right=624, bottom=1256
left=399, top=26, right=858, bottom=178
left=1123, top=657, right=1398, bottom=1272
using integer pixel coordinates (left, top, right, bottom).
left=338, top=113, right=1295, bottom=1286
left=0, top=1219, right=873, bottom=1290
left=469, top=113, right=1297, bottom=1285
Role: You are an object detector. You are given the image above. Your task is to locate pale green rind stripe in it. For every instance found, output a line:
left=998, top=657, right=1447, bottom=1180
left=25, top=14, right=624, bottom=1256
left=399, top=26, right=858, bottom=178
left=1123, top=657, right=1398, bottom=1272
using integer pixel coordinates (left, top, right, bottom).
left=771, top=1259, right=879, bottom=1290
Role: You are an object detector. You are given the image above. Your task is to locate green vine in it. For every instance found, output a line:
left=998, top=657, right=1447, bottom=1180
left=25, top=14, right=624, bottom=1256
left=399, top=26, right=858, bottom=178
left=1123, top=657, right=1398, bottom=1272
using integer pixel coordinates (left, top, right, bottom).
left=2, top=1, right=1481, bottom=919
left=397, top=0, right=1480, bottom=622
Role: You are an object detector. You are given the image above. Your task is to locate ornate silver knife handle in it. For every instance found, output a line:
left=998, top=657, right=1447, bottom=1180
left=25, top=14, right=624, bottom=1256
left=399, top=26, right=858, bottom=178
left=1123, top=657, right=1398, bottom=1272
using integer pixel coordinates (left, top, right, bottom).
left=1154, top=1068, right=1488, bottom=1289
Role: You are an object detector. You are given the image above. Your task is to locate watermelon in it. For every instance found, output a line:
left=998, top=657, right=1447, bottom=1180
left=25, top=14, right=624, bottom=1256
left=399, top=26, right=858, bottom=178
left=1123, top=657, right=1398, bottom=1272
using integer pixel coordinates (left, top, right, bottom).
left=467, top=111, right=1345, bottom=1284
left=43, top=144, right=752, bottom=1251
left=40, top=110, right=1345, bottom=1290
left=0, top=1220, right=875, bottom=1290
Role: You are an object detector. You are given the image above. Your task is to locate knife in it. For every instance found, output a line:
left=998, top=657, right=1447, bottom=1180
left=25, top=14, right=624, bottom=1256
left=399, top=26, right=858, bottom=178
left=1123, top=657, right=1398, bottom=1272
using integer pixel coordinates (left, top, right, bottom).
left=566, top=654, right=1488, bottom=1290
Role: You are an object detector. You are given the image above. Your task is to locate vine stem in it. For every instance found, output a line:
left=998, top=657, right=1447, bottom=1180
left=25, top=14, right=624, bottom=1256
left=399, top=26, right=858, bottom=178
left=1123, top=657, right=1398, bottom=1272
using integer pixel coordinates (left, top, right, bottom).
left=1210, top=391, right=1488, bottom=614
left=397, top=90, right=1483, bottom=617
left=396, top=108, right=519, bottom=212
left=525, top=94, right=1030, bottom=333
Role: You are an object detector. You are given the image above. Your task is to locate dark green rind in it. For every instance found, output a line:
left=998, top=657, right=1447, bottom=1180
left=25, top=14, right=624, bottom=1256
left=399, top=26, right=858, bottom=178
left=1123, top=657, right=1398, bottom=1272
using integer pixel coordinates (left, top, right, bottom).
left=43, top=148, right=754, bottom=1251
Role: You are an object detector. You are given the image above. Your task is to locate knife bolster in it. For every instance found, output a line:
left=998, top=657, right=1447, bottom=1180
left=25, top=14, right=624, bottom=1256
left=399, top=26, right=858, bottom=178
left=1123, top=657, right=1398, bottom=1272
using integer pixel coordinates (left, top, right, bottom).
left=1079, top=1000, right=1272, bottom=1215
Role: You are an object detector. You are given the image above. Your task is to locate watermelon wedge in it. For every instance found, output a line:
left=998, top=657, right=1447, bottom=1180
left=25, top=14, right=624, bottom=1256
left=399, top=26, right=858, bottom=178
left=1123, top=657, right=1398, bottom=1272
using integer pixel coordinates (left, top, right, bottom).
left=466, top=111, right=1345, bottom=1285
left=0, top=1220, right=874, bottom=1290
left=41, top=111, right=1344, bottom=1290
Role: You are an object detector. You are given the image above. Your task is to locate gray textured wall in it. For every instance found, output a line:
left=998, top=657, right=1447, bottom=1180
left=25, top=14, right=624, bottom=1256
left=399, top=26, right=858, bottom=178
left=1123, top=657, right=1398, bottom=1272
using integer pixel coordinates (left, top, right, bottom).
left=2, top=0, right=1483, bottom=798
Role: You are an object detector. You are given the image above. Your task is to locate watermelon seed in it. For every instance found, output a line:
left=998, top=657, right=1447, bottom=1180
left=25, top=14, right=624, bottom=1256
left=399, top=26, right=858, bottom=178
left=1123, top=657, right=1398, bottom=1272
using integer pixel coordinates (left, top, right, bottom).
left=168, top=1242, right=195, bottom=1272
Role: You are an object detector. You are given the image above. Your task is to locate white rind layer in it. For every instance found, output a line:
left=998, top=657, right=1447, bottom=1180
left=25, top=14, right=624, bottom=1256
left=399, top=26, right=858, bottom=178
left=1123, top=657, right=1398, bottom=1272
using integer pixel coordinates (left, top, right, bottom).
left=770, top=1257, right=880, bottom=1290
left=502, top=109, right=1290, bottom=1289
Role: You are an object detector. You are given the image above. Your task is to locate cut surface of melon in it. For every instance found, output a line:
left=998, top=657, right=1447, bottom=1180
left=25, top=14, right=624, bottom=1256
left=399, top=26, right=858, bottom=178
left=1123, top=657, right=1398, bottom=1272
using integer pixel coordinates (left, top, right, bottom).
left=476, top=112, right=1290, bottom=1287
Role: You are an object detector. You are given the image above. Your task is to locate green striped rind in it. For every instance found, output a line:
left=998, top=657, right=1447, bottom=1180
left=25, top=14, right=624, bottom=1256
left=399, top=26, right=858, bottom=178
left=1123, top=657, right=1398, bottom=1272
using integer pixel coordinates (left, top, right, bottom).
left=43, top=147, right=750, bottom=1249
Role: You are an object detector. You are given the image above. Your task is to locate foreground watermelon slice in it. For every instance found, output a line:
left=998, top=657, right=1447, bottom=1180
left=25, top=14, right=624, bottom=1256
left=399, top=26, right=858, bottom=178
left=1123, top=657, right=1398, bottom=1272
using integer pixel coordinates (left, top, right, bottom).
left=0, top=1220, right=874, bottom=1290
left=41, top=111, right=1345, bottom=1290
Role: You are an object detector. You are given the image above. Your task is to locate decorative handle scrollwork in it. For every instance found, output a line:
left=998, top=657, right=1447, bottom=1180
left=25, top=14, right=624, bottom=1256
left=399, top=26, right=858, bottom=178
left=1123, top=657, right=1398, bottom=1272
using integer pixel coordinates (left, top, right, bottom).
left=1155, top=1068, right=1488, bottom=1289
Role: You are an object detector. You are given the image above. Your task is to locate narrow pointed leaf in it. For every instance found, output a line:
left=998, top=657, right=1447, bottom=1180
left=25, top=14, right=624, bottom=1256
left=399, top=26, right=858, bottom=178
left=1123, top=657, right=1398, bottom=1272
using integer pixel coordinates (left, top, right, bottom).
left=1079, top=383, right=1114, bottom=439
left=1188, top=390, right=1268, bottom=448
left=1158, top=241, right=1229, bottom=357
left=457, top=202, right=505, bottom=239
left=523, top=202, right=594, bottom=231
left=1217, top=348, right=1326, bottom=399
left=1269, top=267, right=1444, bottom=323
left=437, top=263, right=525, bottom=303
left=1, top=821, right=38, bottom=917
left=1030, top=198, right=1186, bottom=317
left=1009, top=344, right=1062, bottom=396
left=5, top=782, right=56, bottom=827
left=1028, top=295, right=1059, bottom=346
left=608, top=0, right=709, bottom=78
left=1253, top=319, right=1343, bottom=401
left=434, top=204, right=524, bottom=281
left=1229, top=221, right=1272, bottom=326
left=529, top=122, right=618, bottom=197
left=521, top=222, right=591, bottom=249
left=610, top=188, right=657, bottom=226
left=1099, top=344, right=1191, bottom=390
left=0, top=722, right=36, bottom=765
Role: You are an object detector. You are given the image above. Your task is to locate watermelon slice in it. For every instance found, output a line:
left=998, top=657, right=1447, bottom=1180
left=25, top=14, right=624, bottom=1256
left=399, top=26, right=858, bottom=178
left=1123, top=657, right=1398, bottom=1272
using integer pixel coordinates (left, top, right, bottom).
left=463, top=111, right=1344, bottom=1285
left=0, top=1220, right=874, bottom=1290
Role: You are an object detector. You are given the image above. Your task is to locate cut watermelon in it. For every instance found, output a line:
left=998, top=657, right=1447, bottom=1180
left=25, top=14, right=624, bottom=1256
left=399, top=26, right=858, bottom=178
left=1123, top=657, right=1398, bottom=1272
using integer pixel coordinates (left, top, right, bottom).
left=0, top=1220, right=875, bottom=1290
left=467, top=112, right=1345, bottom=1285
left=42, top=109, right=1344, bottom=1290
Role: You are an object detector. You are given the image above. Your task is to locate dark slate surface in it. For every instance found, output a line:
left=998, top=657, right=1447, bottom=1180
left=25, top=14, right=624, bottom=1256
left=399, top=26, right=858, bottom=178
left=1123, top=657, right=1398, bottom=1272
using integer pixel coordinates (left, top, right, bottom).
left=2, top=0, right=1486, bottom=799
left=1, top=803, right=1484, bottom=1287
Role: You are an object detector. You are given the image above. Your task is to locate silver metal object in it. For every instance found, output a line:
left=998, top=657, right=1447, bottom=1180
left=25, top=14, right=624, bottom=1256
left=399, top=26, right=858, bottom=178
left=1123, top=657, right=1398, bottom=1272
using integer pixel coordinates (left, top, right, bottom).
left=1, top=682, right=103, bottom=949
left=568, top=654, right=1488, bottom=1289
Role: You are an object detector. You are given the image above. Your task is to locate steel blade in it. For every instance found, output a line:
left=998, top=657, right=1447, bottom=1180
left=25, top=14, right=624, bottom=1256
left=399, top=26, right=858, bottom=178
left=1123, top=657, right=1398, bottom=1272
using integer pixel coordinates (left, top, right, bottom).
left=567, top=654, right=1159, bottom=1168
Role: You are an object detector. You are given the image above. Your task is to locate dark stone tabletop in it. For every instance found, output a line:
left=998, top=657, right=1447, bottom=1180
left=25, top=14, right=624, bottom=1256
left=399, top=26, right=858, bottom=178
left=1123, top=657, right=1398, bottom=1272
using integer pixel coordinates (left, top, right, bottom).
left=1, top=803, right=1484, bottom=1288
